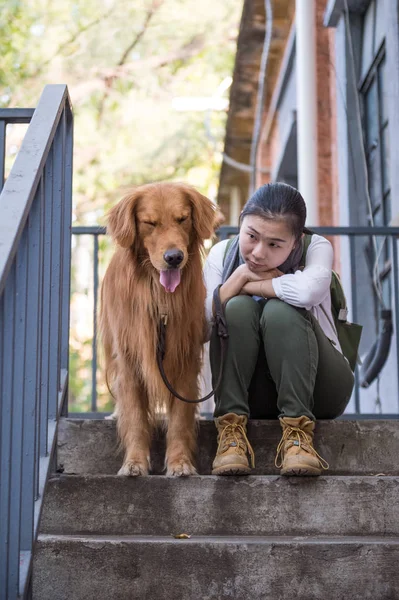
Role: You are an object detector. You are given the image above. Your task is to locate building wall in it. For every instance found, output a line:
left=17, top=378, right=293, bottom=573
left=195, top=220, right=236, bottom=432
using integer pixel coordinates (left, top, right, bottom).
left=316, top=0, right=336, bottom=228
left=255, top=0, right=399, bottom=414
left=258, top=1, right=338, bottom=227
left=330, top=0, right=399, bottom=414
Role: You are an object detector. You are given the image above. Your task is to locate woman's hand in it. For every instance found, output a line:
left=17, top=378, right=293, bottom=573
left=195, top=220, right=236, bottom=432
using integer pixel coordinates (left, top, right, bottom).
left=239, top=269, right=283, bottom=298
left=260, top=268, right=283, bottom=280
left=218, top=263, right=263, bottom=305
left=234, top=263, right=265, bottom=283
left=218, top=264, right=283, bottom=305
left=235, top=264, right=283, bottom=283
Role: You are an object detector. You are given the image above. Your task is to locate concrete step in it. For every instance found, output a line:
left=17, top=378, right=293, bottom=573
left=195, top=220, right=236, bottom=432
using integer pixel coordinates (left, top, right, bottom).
left=40, top=474, right=399, bottom=537
left=58, top=418, right=399, bottom=475
left=33, top=533, right=399, bottom=600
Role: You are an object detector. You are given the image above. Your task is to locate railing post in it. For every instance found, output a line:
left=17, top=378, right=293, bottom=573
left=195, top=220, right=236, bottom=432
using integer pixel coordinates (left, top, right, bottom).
left=0, top=262, right=16, bottom=598
left=0, top=119, right=6, bottom=189
left=349, top=234, right=360, bottom=413
left=8, top=223, right=29, bottom=596
left=60, top=106, right=73, bottom=417
left=48, top=118, right=64, bottom=420
left=21, top=181, right=43, bottom=554
left=391, top=237, right=399, bottom=413
left=92, top=234, right=99, bottom=412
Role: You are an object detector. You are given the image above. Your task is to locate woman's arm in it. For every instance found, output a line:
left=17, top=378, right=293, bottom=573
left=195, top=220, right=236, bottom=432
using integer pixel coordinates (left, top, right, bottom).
left=272, top=235, right=333, bottom=309
left=240, top=279, right=277, bottom=298
left=219, top=265, right=283, bottom=304
left=219, top=265, right=254, bottom=304
left=239, top=268, right=283, bottom=298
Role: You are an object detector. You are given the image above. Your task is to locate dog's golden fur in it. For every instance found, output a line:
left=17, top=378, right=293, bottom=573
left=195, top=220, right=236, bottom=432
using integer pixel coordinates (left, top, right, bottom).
left=99, top=181, right=217, bottom=476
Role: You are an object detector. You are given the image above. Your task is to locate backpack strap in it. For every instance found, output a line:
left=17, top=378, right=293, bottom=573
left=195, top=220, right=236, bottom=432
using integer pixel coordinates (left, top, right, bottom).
left=223, top=235, right=237, bottom=265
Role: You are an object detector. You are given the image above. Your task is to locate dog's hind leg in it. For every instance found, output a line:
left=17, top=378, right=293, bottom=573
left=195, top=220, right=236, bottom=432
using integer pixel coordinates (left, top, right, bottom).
left=115, top=359, right=151, bottom=476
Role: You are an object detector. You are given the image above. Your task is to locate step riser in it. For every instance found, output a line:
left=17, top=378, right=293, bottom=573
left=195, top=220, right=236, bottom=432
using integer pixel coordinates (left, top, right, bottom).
left=58, top=419, right=399, bottom=476
left=33, top=537, right=399, bottom=600
left=41, top=475, right=399, bottom=537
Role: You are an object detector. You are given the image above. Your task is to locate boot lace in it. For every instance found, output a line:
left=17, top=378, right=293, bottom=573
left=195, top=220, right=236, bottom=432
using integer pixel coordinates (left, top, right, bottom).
left=275, top=425, right=329, bottom=470
left=217, top=422, right=255, bottom=468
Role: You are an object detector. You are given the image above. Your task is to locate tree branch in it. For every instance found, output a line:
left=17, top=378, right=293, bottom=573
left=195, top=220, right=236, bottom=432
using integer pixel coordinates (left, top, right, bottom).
left=97, top=0, right=165, bottom=123
left=118, top=1, right=163, bottom=66
left=71, top=35, right=206, bottom=106
left=30, top=3, right=118, bottom=78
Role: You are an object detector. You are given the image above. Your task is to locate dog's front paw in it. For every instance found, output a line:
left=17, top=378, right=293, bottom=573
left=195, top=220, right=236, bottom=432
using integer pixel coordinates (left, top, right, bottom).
left=104, top=410, right=118, bottom=421
left=166, top=459, right=197, bottom=477
left=117, top=460, right=149, bottom=477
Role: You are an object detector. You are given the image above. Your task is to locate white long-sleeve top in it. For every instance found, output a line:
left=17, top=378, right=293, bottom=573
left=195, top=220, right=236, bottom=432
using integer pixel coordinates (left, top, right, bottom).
left=203, top=233, right=342, bottom=353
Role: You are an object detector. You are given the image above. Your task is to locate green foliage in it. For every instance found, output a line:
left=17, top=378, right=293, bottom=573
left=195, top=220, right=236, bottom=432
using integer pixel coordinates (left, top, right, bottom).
left=3, top=0, right=241, bottom=214
left=0, top=1, right=35, bottom=100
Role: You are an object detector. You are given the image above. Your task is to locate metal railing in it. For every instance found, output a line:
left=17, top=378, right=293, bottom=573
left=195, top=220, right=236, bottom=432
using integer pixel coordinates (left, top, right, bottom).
left=70, top=224, right=399, bottom=419
left=0, top=85, right=73, bottom=600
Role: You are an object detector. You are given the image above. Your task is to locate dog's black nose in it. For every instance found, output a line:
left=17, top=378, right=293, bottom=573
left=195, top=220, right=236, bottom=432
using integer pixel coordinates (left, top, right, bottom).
left=164, top=249, right=184, bottom=268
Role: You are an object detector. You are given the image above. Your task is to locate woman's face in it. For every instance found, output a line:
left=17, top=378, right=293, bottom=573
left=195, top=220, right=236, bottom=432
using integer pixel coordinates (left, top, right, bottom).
left=239, top=215, right=298, bottom=273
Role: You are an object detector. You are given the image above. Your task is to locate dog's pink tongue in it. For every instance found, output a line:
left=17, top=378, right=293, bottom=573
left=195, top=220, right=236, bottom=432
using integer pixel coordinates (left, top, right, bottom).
left=160, top=269, right=181, bottom=293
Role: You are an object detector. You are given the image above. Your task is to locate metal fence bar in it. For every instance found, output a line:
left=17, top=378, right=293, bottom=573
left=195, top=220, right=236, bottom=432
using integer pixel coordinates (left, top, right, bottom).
left=307, top=226, right=399, bottom=235
left=39, top=148, right=53, bottom=458
left=0, top=294, right=3, bottom=585
left=92, top=235, right=99, bottom=412
left=20, top=182, right=43, bottom=556
left=349, top=234, right=360, bottom=413
left=72, top=226, right=106, bottom=235
left=0, top=108, right=34, bottom=124
left=0, top=108, right=35, bottom=195
left=48, top=122, right=64, bottom=419
left=391, top=236, right=399, bottom=413
left=35, top=180, right=45, bottom=503
left=8, top=226, right=29, bottom=597
left=0, top=264, right=15, bottom=598
left=61, top=108, right=73, bottom=373
left=57, top=112, right=66, bottom=402
left=0, top=119, right=6, bottom=188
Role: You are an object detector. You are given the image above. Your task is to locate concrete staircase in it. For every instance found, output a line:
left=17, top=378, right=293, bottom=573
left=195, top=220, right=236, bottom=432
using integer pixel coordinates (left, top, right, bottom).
left=33, top=419, right=399, bottom=599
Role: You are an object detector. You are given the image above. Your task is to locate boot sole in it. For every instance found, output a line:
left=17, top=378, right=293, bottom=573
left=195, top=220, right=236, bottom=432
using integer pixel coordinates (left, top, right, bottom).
left=212, top=465, right=251, bottom=476
left=280, top=466, right=321, bottom=477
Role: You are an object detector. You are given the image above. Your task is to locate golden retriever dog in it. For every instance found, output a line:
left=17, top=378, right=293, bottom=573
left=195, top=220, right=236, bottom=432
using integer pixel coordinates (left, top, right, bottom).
left=99, top=181, right=217, bottom=476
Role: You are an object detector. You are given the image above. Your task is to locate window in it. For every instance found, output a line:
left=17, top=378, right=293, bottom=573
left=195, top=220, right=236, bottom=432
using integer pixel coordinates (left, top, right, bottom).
left=359, top=1, right=390, bottom=308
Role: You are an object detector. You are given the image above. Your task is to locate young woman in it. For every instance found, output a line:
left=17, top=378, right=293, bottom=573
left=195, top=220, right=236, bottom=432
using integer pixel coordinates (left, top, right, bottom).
left=203, top=183, right=354, bottom=476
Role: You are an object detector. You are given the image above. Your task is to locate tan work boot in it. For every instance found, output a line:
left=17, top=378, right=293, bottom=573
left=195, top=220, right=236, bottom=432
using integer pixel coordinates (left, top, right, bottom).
left=212, top=413, right=255, bottom=476
left=275, top=416, right=329, bottom=476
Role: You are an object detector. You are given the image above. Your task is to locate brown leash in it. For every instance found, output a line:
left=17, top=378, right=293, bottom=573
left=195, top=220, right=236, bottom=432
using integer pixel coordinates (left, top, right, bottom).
left=156, top=285, right=228, bottom=403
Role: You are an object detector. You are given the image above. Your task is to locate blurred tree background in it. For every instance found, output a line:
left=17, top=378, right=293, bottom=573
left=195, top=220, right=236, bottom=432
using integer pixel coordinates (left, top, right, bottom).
left=1, top=0, right=242, bottom=411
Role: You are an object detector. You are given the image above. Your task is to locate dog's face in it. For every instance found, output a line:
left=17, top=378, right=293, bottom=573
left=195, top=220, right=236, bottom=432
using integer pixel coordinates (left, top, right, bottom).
left=107, top=182, right=217, bottom=292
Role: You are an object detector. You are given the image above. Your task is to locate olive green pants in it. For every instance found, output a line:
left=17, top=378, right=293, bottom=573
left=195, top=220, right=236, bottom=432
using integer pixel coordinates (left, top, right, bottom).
left=210, top=296, right=354, bottom=420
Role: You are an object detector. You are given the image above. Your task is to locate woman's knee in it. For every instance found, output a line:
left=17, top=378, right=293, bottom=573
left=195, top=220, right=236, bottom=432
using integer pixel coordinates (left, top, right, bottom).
left=225, top=296, right=261, bottom=330
left=261, top=299, right=305, bottom=333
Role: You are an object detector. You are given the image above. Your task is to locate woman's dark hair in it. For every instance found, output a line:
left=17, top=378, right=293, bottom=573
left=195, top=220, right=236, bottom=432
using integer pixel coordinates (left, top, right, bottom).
left=239, top=182, right=310, bottom=241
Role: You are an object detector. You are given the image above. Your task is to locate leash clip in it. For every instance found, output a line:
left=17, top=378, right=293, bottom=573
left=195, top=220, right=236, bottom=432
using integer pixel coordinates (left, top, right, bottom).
left=159, top=303, right=169, bottom=327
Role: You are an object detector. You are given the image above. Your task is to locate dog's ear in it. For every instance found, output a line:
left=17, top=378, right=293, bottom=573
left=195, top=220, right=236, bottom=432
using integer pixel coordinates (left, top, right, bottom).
left=107, top=190, right=141, bottom=248
left=184, top=186, right=218, bottom=241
